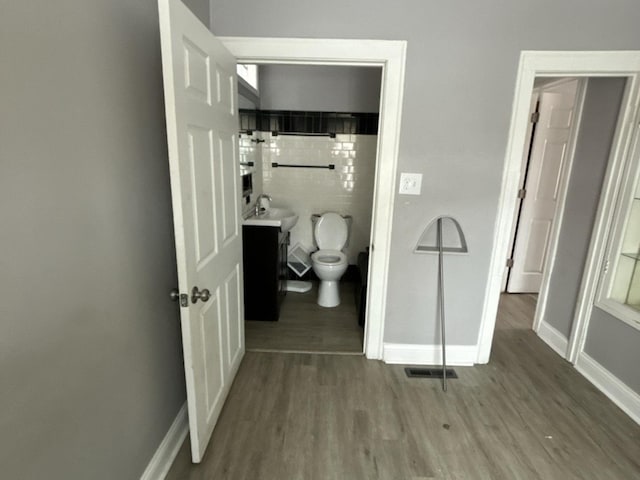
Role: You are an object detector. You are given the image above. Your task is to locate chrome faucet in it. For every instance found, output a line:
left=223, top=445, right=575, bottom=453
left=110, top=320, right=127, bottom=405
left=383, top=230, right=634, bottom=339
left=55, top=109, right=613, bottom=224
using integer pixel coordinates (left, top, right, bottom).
left=255, top=194, right=272, bottom=216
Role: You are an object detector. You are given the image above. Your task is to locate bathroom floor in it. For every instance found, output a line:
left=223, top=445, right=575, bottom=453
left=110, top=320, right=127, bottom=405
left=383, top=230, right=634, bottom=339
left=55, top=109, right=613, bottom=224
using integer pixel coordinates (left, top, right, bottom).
left=244, top=281, right=363, bottom=353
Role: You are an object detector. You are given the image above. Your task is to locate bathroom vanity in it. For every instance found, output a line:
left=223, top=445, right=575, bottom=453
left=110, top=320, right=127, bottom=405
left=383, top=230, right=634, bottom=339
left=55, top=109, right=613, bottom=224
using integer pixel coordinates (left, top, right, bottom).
left=242, top=225, right=289, bottom=321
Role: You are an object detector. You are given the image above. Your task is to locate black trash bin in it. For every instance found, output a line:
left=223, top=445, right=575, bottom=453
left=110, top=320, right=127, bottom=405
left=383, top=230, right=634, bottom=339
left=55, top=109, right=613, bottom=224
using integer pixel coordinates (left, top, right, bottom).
left=355, top=249, right=369, bottom=327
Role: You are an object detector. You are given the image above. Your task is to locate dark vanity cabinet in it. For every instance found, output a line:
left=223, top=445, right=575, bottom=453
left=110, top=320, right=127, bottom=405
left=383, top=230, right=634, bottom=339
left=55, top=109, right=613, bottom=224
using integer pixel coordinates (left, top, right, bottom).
left=242, top=225, right=289, bottom=321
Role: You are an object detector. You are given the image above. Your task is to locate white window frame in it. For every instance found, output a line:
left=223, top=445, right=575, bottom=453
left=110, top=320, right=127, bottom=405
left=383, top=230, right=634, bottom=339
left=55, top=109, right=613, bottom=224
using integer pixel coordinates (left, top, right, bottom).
left=595, top=134, right=640, bottom=331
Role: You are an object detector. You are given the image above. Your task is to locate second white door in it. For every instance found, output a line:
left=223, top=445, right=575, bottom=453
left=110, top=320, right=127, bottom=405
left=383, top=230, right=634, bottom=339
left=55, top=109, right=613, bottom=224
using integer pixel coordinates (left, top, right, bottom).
left=507, top=79, right=580, bottom=293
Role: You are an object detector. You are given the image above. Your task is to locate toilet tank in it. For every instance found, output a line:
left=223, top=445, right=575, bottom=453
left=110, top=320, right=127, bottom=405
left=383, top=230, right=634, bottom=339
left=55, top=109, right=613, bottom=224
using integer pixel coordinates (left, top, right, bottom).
left=311, top=213, right=352, bottom=249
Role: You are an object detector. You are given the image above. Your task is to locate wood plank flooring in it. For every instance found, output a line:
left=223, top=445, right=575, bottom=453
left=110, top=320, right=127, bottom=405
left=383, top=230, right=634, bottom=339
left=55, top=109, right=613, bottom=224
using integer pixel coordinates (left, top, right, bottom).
left=244, top=281, right=363, bottom=353
left=166, top=293, right=640, bottom=479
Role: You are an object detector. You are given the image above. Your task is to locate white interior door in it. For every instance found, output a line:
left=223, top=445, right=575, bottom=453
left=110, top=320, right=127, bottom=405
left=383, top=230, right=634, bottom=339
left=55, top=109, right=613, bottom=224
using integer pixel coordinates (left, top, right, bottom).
left=508, top=80, right=579, bottom=293
left=158, top=0, right=244, bottom=462
left=502, top=92, right=540, bottom=291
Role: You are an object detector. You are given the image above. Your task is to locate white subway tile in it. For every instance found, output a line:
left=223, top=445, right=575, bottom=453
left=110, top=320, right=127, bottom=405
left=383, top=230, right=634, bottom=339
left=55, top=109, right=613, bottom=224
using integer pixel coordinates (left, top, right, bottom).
left=256, top=133, right=377, bottom=263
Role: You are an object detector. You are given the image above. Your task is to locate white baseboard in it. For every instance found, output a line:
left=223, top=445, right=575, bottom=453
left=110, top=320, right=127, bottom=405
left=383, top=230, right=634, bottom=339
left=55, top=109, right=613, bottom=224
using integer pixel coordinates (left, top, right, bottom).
left=537, top=320, right=568, bottom=358
left=575, top=352, right=640, bottom=425
left=140, top=402, right=189, bottom=480
left=382, top=343, right=476, bottom=366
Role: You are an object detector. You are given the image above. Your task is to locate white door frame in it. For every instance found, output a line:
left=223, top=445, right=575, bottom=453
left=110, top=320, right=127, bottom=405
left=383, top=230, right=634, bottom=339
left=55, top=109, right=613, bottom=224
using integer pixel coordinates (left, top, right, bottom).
left=220, top=37, right=407, bottom=359
left=477, top=51, right=640, bottom=364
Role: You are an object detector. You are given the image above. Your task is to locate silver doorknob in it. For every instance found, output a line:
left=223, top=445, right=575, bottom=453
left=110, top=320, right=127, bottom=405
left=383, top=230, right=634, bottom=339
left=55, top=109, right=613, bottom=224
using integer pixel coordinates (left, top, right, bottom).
left=191, top=286, right=211, bottom=303
left=169, top=288, right=180, bottom=301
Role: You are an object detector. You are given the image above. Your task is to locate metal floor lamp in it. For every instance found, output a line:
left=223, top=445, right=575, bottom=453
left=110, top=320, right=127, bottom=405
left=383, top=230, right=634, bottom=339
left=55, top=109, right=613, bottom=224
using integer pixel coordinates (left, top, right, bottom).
left=412, top=216, right=468, bottom=392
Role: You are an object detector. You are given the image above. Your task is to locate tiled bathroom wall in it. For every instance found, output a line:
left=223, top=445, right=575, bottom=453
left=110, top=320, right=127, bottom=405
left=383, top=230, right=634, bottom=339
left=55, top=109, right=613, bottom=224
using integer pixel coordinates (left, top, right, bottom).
left=259, top=132, right=378, bottom=264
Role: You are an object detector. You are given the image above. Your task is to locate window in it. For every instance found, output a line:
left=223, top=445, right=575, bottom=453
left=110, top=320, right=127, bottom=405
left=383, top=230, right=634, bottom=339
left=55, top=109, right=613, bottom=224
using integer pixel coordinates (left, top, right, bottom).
left=597, top=142, right=640, bottom=330
left=610, top=179, right=640, bottom=309
left=237, top=64, right=258, bottom=91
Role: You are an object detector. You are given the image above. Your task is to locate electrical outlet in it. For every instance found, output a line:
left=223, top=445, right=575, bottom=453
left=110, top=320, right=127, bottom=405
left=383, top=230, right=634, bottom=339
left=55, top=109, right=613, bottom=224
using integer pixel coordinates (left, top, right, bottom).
left=399, top=172, right=422, bottom=195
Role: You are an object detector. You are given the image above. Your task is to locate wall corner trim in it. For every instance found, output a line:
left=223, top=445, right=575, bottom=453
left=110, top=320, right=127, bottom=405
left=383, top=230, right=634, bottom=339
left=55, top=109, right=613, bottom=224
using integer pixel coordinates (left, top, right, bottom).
left=140, top=402, right=189, bottom=480
left=575, top=353, right=640, bottom=425
left=537, top=321, right=569, bottom=359
left=382, top=343, right=476, bottom=366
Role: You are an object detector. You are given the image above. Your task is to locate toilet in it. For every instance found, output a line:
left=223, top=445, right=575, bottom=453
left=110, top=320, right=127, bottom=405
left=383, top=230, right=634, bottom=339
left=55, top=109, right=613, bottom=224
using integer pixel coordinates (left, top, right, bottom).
left=311, top=212, right=350, bottom=307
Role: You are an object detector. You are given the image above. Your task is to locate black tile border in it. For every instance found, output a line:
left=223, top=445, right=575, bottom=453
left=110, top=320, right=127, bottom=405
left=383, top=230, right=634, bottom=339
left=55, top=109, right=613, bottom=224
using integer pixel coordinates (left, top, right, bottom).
left=239, top=109, right=379, bottom=136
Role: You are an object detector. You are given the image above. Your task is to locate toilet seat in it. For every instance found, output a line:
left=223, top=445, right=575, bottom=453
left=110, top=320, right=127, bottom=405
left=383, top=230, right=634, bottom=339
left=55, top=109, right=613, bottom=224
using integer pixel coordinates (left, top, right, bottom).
left=314, top=213, right=348, bottom=250
left=311, top=249, right=347, bottom=266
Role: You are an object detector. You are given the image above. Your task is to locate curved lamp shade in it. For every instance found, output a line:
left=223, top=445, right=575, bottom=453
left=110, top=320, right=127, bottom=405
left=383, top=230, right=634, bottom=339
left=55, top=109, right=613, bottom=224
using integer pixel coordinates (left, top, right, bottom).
left=414, top=216, right=468, bottom=254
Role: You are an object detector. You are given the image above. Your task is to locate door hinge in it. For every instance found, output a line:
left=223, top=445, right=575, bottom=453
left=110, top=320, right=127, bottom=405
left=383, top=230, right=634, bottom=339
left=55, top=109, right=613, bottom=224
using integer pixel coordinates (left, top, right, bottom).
left=180, top=294, right=189, bottom=307
left=531, top=111, right=540, bottom=123
left=506, top=258, right=514, bottom=268
left=517, top=188, right=527, bottom=199
left=603, top=259, right=610, bottom=273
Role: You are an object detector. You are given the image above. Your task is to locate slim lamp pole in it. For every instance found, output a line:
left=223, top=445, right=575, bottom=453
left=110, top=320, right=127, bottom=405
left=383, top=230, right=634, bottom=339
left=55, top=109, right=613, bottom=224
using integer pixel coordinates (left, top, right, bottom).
left=437, top=217, right=447, bottom=392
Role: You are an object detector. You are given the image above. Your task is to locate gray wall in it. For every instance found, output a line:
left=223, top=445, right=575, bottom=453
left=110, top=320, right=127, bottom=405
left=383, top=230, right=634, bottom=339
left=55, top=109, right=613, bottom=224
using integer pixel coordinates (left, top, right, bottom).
left=542, top=77, right=640, bottom=395
left=239, top=80, right=260, bottom=110
left=585, top=309, right=640, bottom=393
left=209, top=0, right=640, bottom=348
left=239, top=93, right=259, bottom=109
left=545, top=78, right=626, bottom=337
left=259, top=65, right=382, bottom=112
left=572, top=80, right=640, bottom=394
left=0, top=1, right=186, bottom=478
left=183, top=0, right=210, bottom=24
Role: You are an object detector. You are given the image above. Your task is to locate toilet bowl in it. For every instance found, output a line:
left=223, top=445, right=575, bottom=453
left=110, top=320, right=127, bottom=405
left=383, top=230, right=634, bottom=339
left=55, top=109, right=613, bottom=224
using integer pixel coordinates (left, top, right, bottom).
left=311, top=213, right=349, bottom=307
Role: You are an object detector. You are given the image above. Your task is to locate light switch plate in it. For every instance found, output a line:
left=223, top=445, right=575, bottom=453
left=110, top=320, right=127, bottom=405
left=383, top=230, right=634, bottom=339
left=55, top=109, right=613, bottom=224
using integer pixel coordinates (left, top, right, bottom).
left=399, top=172, right=422, bottom=195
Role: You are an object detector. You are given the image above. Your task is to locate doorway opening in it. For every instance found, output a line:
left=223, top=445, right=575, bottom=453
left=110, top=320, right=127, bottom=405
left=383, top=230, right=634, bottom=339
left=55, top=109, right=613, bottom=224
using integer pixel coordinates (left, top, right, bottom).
left=478, top=51, right=640, bottom=365
left=237, top=63, right=382, bottom=354
left=222, top=37, right=407, bottom=360
left=498, top=74, right=629, bottom=358
left=498, top=76, right=586, bottom=356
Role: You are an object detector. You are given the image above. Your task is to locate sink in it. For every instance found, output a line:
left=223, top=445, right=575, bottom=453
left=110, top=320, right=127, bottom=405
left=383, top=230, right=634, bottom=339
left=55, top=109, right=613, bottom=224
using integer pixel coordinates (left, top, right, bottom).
left=244, top=207, right=299, bottom=232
